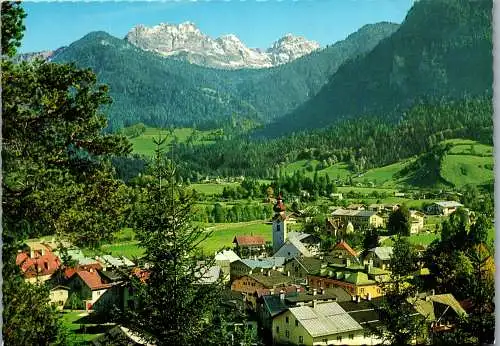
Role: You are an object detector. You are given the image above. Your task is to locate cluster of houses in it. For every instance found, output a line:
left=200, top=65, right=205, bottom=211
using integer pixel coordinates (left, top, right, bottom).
left=16, top=197, right=468, bottom=345
left=211, top=196, right=468, bottom=345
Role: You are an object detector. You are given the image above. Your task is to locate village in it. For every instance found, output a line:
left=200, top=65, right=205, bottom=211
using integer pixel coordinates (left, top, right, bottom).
left=16, top=195, right=473, bottom=345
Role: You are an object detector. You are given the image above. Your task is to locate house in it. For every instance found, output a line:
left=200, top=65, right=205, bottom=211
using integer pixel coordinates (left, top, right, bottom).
left=232, top=235, right=267, bottom=258
left=368, top=204, right=399, bottom=213
left=410, top=293, right=467, bottom=334
left=230, top=257, right=286, bottom=280
left=329, top=241, right=359, bottom=261
left=426, top=201, right=464, bottom=216
left=331, top=209, right=384, bottom=230
left=16, top=248, right=61, bottom=284
left=195, top=263, right=221, bottom=284
left=257, top=287, right=351, bottom=339
left=215, top=249, right=241, bottom=283
left=364, top=247, right=393, bottom=269
left=284, top=257, right=324, bottom=281
left=67, top=269, right=113, bottom=310
left=49, top=286, right=70, bottom=310
left=410, top=210, right=425, bottom=234
left=231, top=270, right=295, bottom=295
left=273, top=237, right=312, bottom=260
left=347, top=204, right=365, bottom=211
left=272, top=301, right=368, bottom=345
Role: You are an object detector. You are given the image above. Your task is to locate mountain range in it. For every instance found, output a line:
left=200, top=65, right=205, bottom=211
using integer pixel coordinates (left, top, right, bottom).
left=40, top=0, right=492, bottom=137
left=51, top=22, right=398, bottom=131
left=125, top=22, right=320, bottom=69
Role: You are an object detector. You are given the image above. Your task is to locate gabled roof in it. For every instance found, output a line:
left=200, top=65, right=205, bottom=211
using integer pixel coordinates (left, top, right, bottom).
left=64, top=263, right=103, bottom=280
left=369, top=247, right=393, bottom=261
left=288, top=302, right=363, bottom=337
left=233, top=235, right=266, bottom=247
left=75, top=270, right=112, bottom=290
left=214, top=249, right=241, bottom=263
left=293, top=257, right=323, bottom=275
left=435, top=201, right=463, bottom=208
left=287, top=232, right=311, bottom=242
left=275, top=237, right=312, bottom=258
left=16, top=250, right=61, bottom=278
left=332, top=241, right=358, bottom=258
left=344, top=272, right=375, bottom=285
left=248, top=270, right=294, bottom=288
left=195, top=265, right=221, bottom=284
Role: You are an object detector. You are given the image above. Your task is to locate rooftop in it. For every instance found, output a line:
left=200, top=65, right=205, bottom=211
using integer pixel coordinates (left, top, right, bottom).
left=435, top=201, right=464, bottom=208
left=289, top=302, right=363, bottom=337
left=332, top=241, right=358, bottom=258
left=75, top=270, right=112, bottom=290
left=214, top=249, right=241, bottom=263
left=249, top=270, right=294, bottom=288
left=233, top=235, right=266, bottom=247
left=369, top=247, right=393, bottom=261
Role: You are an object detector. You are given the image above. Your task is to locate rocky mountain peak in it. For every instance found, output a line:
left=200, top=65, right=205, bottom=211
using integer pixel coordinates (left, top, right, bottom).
left=125, top=22, right=320, bottom=69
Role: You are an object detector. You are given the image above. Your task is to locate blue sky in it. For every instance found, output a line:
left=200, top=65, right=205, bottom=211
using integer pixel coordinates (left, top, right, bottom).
left=20, top=0, right=414, bottom=53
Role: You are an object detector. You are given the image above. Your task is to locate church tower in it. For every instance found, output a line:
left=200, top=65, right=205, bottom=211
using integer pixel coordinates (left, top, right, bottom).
left=272, top=193, right=287, bottom=254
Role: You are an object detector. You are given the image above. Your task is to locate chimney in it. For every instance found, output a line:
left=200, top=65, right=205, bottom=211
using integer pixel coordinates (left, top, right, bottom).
left=356, top=295, right=361, bottom=303
left=352, top=295, right=356, bottom=302
left=367, top=293, right=371, bottom=301
left=312, top=299, right=317, bottom=308
left=260, top=268, right=264, bottom=273
left=279, top=290, right=285, bottom=301
left=30, top=249, right=35, bottom=259
left=313, top=288, right=317, bottom=296
left=287, top=271, right=290, bottom=277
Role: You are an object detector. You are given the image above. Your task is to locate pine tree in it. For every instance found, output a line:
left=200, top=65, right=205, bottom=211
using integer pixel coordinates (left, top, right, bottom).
left=121, top=139, right=227, bottom=345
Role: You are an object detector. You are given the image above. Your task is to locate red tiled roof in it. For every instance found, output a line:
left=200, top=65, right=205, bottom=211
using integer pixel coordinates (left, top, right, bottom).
left=16, top=250, right=61, bottom=278
left=333, top=241, right=358, bottom=258
left=233, top=235, right=266, bottom=247
left=64, top=263, right=103, bottom=280
left=75, top=270, right=112, bottom=290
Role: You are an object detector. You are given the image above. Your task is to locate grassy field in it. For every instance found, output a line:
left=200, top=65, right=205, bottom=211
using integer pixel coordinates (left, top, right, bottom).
left=128, top=127, right=215, bottom=156
left=381, top=232, right=440, bottom=247
left=61, top=311, right=112, bottom=344
left=441, top=154, right=493, bottom=188
left=352, top=158, right=416, bottom=187
left=198, top=221, right=272, bottom=255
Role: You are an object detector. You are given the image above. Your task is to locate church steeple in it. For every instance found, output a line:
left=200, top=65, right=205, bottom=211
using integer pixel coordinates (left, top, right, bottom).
left=272, top=193, right=287, bottom=254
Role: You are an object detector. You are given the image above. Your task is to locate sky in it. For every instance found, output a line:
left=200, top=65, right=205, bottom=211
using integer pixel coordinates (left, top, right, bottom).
left=20, top=0, right=414, bottom=53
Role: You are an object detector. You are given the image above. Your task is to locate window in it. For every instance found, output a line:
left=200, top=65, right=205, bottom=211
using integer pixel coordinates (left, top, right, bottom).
left=276, top=326, right=279, bottom=333
left=295, top=319, right=299, bottom=326
left=349, top=334, right=354, bottom=340
left=360, top=288, right=365, bottom=293
left=285, top=316, right=289, bottom=324
left=286, top=330, right=290, bottom=338
left=299, top=336, right=303, bottom=343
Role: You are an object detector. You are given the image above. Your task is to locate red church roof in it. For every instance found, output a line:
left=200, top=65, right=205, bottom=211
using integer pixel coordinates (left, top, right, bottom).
left=333, top=241, right=358, bottom=258
left=233, top=235, right=266, bottom=247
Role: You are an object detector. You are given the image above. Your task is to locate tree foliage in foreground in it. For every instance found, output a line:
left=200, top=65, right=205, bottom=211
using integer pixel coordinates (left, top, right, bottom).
left=121, top=142, right=231, bottom=345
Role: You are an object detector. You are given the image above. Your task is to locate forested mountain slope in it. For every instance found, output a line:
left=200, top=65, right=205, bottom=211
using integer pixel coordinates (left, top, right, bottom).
left=259, top=0, right=492, bottom=137
left=52, top=23, right=399, bottom=131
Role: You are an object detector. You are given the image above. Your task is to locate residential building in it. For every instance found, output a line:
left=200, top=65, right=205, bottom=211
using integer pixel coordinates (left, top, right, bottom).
left=410, top=210, right=425, bottom=234
left=411, top=293, right=467, bottom=334
left=368, top=204, right=399, bottom=213
left=329, top=241, right=359, bottom=261
left=233, top=235, right=267, bottom=258
left=257, top=287, right=351, bottom=339
left=308, top=271, right=385, bottom=299
left=16, top=248, right=61, bottom=284
left=363, top=247, right=393, bottom=270
left=230, top=257, right=286, bottom=280
left=331, top=209, right=384, bottom=230
left=284, top=257, right=323, bottom=281
left=231, top=270, right=295, bottom=295
left=215, top=249, right=241, bottom=283
left=96, top=255, right=135, bottom=270
left=67, top=269, right=113, bottom=310
left=426, top=201, right=464, bottom=216
left=272, top=302, right=369, bottom=345
left=49, top=286, right=69, bottom=310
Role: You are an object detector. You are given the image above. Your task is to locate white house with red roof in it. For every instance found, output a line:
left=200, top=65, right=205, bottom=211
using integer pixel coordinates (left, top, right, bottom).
left=233, top=235, right=267, bottom=258
left=67, top=268, right=113, bottom=310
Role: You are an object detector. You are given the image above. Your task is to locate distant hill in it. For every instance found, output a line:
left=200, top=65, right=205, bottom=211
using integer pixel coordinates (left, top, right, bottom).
left=259, top=0, right=492, bottom=137
left=51, top=23, right=399, bottom=131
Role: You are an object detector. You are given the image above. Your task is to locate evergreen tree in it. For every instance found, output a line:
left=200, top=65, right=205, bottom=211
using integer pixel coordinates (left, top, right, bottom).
left=387, top=205, right=411, bottom=236
left=121, top=141, right=226, bottom=345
